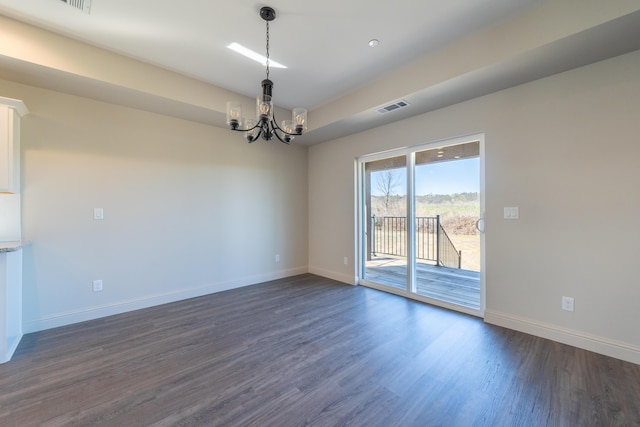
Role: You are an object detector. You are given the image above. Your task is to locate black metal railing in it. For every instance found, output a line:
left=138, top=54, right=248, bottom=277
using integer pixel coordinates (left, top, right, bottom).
left=370, top=215, right=461, bottom=269
left=437, top=220, right=462, bottom=269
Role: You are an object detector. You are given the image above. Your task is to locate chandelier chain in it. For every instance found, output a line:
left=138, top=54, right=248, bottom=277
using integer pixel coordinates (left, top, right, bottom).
left=265, top=20, right=270, bottom=80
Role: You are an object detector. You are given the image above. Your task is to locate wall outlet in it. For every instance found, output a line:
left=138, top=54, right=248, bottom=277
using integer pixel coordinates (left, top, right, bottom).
left=275, top=254, right=280, bottom=263
left=343, top=257, right=348, bottom=265
left=93, top=208, right=104, bottom=220
left=93, top=279, right=103, bottom=292
left=562, top=296, right=574, bottom=312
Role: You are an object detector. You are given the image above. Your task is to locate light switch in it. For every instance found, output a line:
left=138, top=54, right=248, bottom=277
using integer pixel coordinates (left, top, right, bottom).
left=94, top=208, right=104, bottom=220
left=504, top=207, right=519, bottom=219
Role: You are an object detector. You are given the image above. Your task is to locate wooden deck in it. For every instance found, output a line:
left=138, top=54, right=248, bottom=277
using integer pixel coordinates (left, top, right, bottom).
left=365, top=256, right=481, bottom=309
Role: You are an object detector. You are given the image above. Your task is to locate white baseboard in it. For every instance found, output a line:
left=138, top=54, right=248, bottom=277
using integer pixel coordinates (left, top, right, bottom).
left=1, top=332, right=23, bottom=364
left=308, top=265, right=356, bottom=285
left=484, top=309, right=640, bottom=365
left=23, top=266, right=308, bottom=334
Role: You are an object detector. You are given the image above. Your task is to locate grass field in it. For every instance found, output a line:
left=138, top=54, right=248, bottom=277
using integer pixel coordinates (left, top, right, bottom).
left=449, top=234, right=480, bottom=272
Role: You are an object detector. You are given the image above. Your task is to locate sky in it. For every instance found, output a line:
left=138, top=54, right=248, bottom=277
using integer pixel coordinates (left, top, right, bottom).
left=371, top=158, right=480, bottom=196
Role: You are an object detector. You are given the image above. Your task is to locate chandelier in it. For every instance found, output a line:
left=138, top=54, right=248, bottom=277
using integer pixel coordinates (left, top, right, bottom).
left=226, top=6, right=307, bottom=144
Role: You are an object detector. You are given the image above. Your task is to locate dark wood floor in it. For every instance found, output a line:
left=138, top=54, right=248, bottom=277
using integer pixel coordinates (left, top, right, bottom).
left=1, top=274, right=639, bottom=426
left=366, top=259, right=481, bottom=309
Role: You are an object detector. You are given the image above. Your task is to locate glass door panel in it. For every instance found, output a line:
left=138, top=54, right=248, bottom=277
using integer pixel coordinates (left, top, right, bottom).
left=412, top=141, right=481, bottom=309
left=363, top=155, right=408, bottom=291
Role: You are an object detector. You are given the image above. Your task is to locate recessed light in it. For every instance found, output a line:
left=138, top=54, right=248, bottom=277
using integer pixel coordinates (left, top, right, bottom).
left=368, top=39, right=379, bottom=48
left=227, top=43, right=287, bottom=68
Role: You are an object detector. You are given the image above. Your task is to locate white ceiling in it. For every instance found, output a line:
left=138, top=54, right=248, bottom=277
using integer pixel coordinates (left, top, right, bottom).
left=0, top=0, right=541, bottom=110
left=1, top=0, right=640, bottom=145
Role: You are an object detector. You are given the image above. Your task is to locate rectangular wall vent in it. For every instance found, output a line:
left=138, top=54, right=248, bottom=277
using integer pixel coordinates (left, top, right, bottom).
left=377, top=100, right=410, bottom=114
left=60, top=0, right=92, bottom=14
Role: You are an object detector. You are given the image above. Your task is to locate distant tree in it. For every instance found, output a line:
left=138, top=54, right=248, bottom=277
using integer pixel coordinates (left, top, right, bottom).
left=376, top=170, right=400, bottom=215
left=418, top=192, right=479, bottom=204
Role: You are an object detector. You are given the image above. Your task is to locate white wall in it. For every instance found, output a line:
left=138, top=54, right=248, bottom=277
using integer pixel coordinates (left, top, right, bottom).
left=0, top=79, right=308, bottom=333
left=308, top=50, right=640, bottom=364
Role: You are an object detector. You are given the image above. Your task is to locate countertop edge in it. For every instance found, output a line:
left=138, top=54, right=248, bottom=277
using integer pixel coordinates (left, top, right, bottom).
left=0, top=241, right=26, bottom=253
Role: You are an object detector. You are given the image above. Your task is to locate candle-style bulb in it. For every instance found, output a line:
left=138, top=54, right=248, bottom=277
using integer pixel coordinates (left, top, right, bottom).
left=226, top=102, right=243, bottom=130
left=292, top=108, right=307, bottom=134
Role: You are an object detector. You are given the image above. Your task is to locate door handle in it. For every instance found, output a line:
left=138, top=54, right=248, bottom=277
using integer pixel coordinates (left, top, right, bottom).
left=475, top=217, right=485, bottom=233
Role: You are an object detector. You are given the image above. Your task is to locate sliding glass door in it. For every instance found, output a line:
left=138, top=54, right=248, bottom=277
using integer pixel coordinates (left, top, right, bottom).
left=362, top=154, right=408, bottom=292
left=412, top=142, right=481, bottom=310
left=359, top=136, right=484, bottom=315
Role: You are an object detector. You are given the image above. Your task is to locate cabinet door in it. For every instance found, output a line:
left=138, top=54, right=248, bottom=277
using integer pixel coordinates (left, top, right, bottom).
left=0, top=107, right=16, bottom=193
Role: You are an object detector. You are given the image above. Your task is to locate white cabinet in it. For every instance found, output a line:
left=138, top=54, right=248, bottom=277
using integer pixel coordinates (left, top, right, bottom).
left=1, top=96, right=28, bottom=363
left=1, top=247, right=22, bottom=364
left=0, top=97, right=28, bottom=194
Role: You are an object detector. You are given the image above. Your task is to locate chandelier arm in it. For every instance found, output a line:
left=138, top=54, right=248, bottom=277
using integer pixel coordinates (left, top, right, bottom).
left=271, top=114, right=302, bottom=136
left=270, top=115, right=283, bottom=131
left=229, top=121, right=260, bottom=133
left=273, top=131, right=291, bottom=145
left=272, top=127, right=292, bottom=145
left=247, top=125, right=264, bottom=143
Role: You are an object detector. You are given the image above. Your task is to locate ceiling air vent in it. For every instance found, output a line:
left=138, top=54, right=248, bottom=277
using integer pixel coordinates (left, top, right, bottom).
left=60, top=0, right=92, bottom=14
left=377, top=100, right=410, bottom=114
